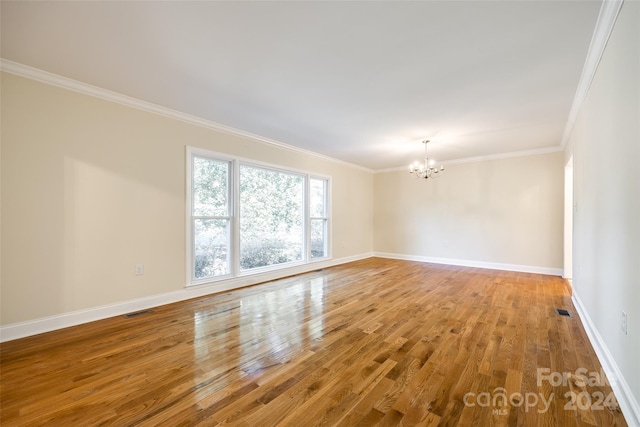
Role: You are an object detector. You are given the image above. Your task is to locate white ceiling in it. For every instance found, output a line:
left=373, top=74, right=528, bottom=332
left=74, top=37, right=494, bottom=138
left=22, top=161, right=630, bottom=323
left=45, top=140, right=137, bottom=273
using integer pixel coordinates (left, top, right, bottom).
left=1, top=1, right=602, bottom=170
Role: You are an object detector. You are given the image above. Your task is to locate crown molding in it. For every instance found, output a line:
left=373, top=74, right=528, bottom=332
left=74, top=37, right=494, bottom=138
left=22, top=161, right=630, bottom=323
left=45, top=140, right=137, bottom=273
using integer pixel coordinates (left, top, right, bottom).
left=560, top=0, right=624, bottom=149
left=375, top=145, right=563, bottom=173
left=0, top=58, right=373, bottom=173
left=3, top=0, right=620, bottom=177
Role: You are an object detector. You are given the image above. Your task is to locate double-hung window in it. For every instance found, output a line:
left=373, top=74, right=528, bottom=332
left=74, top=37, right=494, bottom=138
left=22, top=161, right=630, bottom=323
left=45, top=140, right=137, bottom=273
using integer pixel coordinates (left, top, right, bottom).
left=191, top=156, right=232, bottom=280
left=188, top=147, right=330, bottom=285
left=309, top=178, right=329, bottom=259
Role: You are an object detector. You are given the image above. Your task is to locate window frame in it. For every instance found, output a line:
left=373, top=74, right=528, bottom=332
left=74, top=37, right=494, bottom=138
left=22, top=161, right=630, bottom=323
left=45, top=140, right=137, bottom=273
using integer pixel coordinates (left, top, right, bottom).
left=187, top=149, right=236, bottom=285
left=309, top=177, right=330, bottom=260
left=186, top=146, right=331, bottom=287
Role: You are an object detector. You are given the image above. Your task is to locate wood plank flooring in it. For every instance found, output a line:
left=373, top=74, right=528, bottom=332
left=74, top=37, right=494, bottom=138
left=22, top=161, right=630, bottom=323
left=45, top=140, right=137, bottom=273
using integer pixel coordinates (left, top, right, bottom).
left=0, top=258, right=628, bottom=426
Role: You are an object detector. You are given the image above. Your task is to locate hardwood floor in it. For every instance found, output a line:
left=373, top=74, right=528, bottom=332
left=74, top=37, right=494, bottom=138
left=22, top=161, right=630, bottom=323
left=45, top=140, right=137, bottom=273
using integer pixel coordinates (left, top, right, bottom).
left=0, top=258, right=628, bottom=426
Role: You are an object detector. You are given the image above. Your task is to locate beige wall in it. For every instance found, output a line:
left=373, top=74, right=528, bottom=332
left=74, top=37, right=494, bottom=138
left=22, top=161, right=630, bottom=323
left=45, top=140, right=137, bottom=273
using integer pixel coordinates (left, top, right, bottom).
left=0, top=68, right=565, bottom=330
left=0, top=72, right=374, bottom=325
left=566, top=0, right=639, bottom=410
left=373, top=152, right=564, bottom=270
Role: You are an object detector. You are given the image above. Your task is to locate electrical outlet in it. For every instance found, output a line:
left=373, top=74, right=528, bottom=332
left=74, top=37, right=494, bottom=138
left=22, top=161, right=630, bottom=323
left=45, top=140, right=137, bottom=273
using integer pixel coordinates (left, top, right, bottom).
left=621, top=311, right=628, bottom=335
left=135, top=264, right=144, bottom=276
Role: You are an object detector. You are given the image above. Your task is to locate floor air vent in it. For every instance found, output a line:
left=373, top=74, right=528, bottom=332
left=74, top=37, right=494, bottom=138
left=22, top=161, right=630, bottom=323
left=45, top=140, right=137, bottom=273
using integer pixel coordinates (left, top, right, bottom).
left=124, top=309, right=154, bottom=319
left=555, top=308, right=572, bottom=317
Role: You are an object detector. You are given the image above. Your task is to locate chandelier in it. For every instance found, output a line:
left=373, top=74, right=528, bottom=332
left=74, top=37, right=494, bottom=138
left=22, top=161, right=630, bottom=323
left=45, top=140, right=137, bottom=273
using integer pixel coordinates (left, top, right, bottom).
left=409, top=140, right=444, bottom=179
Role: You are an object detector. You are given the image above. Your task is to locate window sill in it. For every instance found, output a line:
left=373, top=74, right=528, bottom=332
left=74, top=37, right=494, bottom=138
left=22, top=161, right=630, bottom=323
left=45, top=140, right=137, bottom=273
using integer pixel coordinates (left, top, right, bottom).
left=186, top=256, right=333, bottom=290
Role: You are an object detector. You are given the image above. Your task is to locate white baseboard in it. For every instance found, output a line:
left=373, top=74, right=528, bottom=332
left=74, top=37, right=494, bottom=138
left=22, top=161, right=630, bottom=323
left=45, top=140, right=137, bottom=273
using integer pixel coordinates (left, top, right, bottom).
left=572, top=293, right=640, bottom=427
left=0, top=252, right=373, bottom=343
left=5, top=252, right=635, bottom=425
left=374, top=252, right=563, bottom=276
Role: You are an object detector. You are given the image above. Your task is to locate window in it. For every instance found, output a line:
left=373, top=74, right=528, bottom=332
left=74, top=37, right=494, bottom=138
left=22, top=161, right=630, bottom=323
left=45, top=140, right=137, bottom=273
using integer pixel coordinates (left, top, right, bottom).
left=188, top=147, right=330, bottom=285
left=310, top=178, right=328, bottom=259
left=239, top=165, right=304, bottom=271
left=191, top=156, right=231, bottom=280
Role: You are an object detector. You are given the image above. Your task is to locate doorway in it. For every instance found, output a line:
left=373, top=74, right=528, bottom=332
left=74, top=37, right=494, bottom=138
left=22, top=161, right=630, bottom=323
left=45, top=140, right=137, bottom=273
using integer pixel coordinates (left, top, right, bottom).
left=564, top=155, right=573, bottom=281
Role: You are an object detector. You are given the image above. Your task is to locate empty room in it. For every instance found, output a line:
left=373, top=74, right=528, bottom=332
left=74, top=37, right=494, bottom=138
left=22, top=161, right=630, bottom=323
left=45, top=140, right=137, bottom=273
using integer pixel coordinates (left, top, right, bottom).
left=1, top=1, right=638, bottom=426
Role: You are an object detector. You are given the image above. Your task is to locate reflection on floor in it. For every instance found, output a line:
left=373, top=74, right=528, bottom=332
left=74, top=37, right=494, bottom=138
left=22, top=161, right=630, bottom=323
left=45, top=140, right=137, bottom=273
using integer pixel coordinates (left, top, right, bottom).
left=0, top=258, right=628, bottom=426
